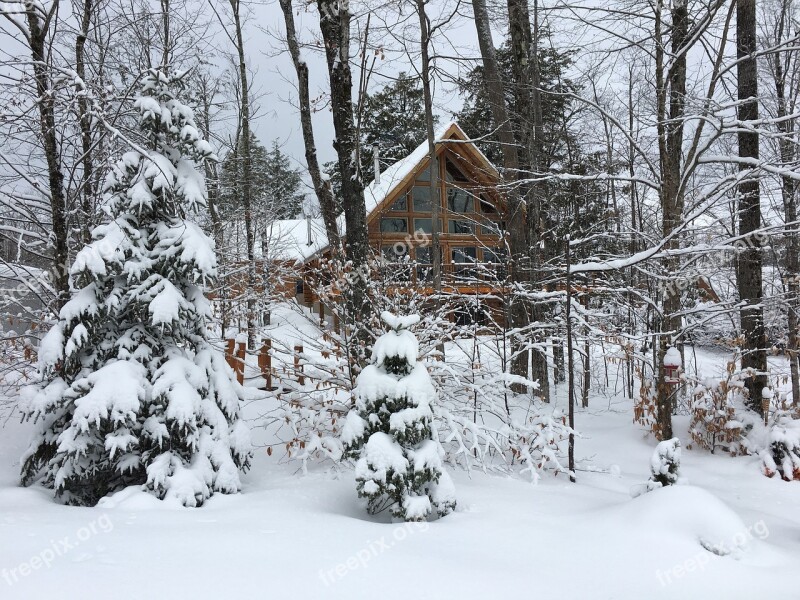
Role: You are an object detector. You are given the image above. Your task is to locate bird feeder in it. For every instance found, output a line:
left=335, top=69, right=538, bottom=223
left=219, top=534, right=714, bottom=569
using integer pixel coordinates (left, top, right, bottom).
left=664, top=346, right=682, bottom=385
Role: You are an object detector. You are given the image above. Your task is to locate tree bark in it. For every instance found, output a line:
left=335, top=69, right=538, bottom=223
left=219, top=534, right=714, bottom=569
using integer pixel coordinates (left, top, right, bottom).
left=25, top=3, right=70, bottom=311
left=771, top=0, right=800, bottom=407
left=75, top=0, right=94, bottom=245
left=471, top=0, right=531, bottom=393
left=565, top=235, right=575, bottom=482
left=278, top=0, right=340, bottom=249
left=230, top=0, right=257, bottom=350
left=736, top=0, right=768, bottom=413
left=316, top=0, right=372, bottom=363
left=655, top=0, right=689, bottom=440
left=415, top=0, right=444, bottom=358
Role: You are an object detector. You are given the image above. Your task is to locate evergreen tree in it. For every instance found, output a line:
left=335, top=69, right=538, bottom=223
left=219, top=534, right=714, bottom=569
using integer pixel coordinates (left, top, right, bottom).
left=456, top=40, right=619, bottom=260
left=363, top=72, right=431, bottom=171
left=324, top=73, right=431, bottom=202
left=19, top=69, right=252, bottom=507
left=262, top=140, right=304, bottom=219
left=342, top=312, right=456, bottom=521
left=221, top=135, right=304, bottom=221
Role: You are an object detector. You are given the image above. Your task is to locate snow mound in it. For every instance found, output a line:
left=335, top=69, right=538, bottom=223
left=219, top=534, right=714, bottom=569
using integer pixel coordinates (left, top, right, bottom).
left=97, top=485, right=185, bottom=510
left=626, top=485, right=754, bottom=557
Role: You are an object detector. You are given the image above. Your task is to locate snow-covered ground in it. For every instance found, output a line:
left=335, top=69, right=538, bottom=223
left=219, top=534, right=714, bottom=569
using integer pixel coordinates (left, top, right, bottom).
left=2, top=364, right=799, bottom=599
left=1, top=299, right=798, bottom=600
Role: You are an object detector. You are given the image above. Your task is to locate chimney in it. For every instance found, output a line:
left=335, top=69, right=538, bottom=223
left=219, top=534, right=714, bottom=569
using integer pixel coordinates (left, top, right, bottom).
left=373, top=145, right=381, bottom=184
left=306, top=212, right=313, bottom=246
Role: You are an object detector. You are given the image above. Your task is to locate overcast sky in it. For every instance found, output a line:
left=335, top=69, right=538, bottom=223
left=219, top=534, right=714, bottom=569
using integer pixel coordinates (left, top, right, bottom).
left=239, top=0, right=486, bottom=170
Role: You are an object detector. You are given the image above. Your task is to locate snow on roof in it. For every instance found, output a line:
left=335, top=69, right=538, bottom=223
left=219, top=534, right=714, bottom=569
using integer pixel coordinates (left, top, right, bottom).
left=363, top=121, right=493, bottom=216
left=262, top=218, right=332, bottom=263
left=267, top=121, right=496, bottom=263
left=0, top=263, right=46, bottom=280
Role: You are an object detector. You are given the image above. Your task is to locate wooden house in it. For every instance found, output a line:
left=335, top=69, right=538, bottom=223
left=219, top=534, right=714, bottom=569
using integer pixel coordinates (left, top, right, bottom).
left=269, top=122, right=512, bottom=324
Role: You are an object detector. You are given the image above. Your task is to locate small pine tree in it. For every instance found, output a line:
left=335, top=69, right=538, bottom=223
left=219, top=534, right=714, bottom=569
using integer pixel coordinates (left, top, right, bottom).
left=342, top=311, right=456, bottom=521
left=649, top=437, right=682, bottom=488
left=19, top=69, right=252, bottom=507
left=761, top=411, right=800, bottom=481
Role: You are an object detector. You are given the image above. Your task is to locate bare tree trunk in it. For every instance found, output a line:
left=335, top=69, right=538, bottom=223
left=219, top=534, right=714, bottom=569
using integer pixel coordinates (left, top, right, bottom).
left=582, top=321, right=590, bottom=408
left=415, top=0, right=444, bottom=358
left=736, top=0, right=768, bottom=412
left=565, top=235, right=575, bottom=482
left=230, top=0, right=257, bottom=350
left=75, top=0, right=94, bottom=245
left=195, top=75, right=228, bottom=337
left=23, top=3, right=70, bottom=310
left=316, top=0, right=372, bottom=364
left=278, top=0, right=340, bottom=249
left=771, top=1, right=800, bottom=405
left=655, top=0, right=688, bottom=440
left=471, top=0, right=530, bottom=392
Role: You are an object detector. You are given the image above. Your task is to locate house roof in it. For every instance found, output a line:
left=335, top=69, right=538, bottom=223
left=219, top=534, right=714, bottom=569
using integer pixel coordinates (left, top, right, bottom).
left=269, top=121, right=497, bottom=263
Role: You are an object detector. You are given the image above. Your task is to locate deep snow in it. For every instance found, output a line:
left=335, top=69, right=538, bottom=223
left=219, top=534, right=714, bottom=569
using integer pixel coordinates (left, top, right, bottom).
left=1, top=344, right=799, bottom=599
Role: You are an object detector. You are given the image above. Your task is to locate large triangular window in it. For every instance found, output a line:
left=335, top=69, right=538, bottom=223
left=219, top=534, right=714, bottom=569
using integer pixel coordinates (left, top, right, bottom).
left=445, top=157, right=470, bottom=183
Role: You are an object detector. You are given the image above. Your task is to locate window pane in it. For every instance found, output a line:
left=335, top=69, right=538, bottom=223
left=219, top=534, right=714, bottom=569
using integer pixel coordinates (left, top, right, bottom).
left=449, top=220, right=474, bottom=234
left=483, top=248, right=507, bottom=280
left=447, top=188, right=473, bottom=213
left=452, top=247, right=477, bottom=263
left=481, top=220, right=501, bottom=235
left=382, top=244, right=408, bottom=261
left=414, top=218, right=432, bottom=234
left=479, top=196, right=497, bottom=213
left=445, top=158, right=469, bottom=183
left=416, top=246, right=432, bottom=263
left=380, top=217, right=408, bottom=233
left=390, top=195, right=407, bottom=211
left=413, top=186, right=432, bottom=212
left=483, top=249, right=499, bottom=263
left=417, top=162, right=432, bottom=181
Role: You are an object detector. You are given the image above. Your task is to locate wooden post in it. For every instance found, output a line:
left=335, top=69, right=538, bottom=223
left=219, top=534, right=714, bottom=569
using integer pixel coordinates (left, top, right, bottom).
left=235, top=341, right=246, bottom=385
left=225, top=338, right=235, bottom=371
left=259, top=338, right=272, bottom=390
left=294, top=344, right=304, bottom=385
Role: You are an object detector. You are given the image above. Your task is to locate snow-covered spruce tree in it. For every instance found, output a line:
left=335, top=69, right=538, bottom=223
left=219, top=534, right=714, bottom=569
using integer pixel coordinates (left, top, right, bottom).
left=342, top=312, right=456, bottom=521
left=649, top=437, right=682, bottom=488
left=19, top=69, right=251, bottom=507
left=760, top=411, right=800, bottom=481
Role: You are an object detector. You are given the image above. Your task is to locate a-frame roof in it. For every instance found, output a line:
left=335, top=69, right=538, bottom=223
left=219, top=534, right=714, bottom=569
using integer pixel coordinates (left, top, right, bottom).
left=363, top=121, right=498, bottom=218
left=270, top=121, right=498, bottom=262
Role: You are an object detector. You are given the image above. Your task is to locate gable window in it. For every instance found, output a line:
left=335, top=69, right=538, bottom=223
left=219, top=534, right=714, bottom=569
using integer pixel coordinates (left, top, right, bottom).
left=445, top=158, right=470, bottom=183
left=412, top=186, right=433, bottom=212
left=479, top=196, right=497, bottom=214
left=447, top=188, right=473, bottom=213
left=390, top=195, right=408, bottom=211
left=416, top=162, right=432, bottom=181
left=414, top=218, right=434, bottom=234
left=481, top=220, right=505, bottom=236
left=380, top=217, right=408, bottom=233
left=449, top=220, right=474, bottom=234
